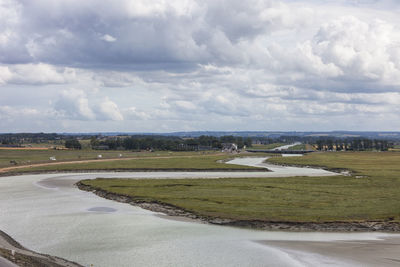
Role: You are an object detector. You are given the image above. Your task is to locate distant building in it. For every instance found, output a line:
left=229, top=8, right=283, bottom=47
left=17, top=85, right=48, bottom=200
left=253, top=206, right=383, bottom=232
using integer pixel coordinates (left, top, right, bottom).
left=222, top=143, right=238, bottom=153
left=177, top=143, right=214, bottom=151
left=177, top=143, right=199, bottom=151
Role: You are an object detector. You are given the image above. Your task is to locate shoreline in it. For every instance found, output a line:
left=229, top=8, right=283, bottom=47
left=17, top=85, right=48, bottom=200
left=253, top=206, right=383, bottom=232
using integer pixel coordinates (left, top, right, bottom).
left=77, top=182, right=400, bottom=232
left=0, top=230, right=82, bottom=267
left=261, top=238, right=400, bottom=267
left=263, top=159, right=353, bottom=176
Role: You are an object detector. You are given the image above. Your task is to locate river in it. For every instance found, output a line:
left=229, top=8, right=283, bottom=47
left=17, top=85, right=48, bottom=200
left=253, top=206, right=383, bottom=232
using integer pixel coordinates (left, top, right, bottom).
left=0, top=157, right=398, bottom=266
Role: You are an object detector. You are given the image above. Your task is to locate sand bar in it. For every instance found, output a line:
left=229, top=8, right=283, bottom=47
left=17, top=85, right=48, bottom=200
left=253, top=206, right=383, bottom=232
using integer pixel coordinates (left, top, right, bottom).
left=262, top=236, right=400, bottom=266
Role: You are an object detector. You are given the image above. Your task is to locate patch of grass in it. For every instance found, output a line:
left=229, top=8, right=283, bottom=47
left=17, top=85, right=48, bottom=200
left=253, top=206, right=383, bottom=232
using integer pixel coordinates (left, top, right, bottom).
left=391, top=145, right=400, bottom=152
left=0, top=150, right=215, bottom=168
left=8, top=153, right=271, bottom=173
left=286, top=144, right=314, bottom=150
left=250, top=143, right=285, bottom=150
left=81, top=151, right=400, bottom=223
left=267, top=151, right=400, bottom=178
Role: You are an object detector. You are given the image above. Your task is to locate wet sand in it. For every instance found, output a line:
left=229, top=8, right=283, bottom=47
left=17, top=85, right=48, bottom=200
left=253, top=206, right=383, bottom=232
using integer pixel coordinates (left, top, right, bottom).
left=0, top=256, right=18, bottom=267
left=0, top=230, right=82, bottom=267
left=262, top=236, right=400, bottom=266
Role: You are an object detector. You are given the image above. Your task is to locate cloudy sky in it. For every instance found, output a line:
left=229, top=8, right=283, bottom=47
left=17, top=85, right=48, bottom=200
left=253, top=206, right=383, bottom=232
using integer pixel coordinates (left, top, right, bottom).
left=1, top=0, right=400, bottom=133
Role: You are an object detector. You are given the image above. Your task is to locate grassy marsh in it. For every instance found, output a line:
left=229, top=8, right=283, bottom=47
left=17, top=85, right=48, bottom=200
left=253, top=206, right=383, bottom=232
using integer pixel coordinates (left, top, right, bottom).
left=4, top=152, right=270, bottom=173
left=81, top=152, right=400, bottom=223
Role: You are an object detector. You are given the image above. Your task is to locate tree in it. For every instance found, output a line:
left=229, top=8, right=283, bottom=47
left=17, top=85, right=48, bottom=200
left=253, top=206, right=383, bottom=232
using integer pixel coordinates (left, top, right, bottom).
left=327, top=139, right=333, bottom=151
left=316, top=140, right=323, bottom=151
left=65, top=139, right=82, bottom=149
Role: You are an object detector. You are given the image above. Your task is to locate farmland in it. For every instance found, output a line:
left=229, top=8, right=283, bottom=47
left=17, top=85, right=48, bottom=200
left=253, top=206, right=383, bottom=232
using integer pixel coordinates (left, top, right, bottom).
left=0, top=149, right=212, bottom=168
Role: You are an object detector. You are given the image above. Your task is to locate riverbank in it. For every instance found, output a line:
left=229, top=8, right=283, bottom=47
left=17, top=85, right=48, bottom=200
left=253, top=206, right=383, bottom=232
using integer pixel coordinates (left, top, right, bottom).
left=262, top=237, right=400, bottom=266
left=0, top=230, right=82, bottom=267
left=77, top=182, right=400, bottom=232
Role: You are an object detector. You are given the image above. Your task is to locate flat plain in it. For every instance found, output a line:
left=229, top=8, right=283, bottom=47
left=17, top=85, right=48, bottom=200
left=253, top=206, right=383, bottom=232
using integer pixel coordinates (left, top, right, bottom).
left=80, top=151, right=400, bottom=223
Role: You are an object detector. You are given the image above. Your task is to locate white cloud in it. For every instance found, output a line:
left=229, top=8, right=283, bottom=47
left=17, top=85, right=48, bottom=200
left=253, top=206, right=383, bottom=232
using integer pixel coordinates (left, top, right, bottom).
left=0, top=105, right=40, bottom=119
left=100, top=34, right=116, bottom=42
left=55, top=89, right=95, bottom=120
left=174, top=100, right=197, bottom=111
left=94, top=71, right=145, bottom=87
left=0, top=65, right=12, bottom=84
left=306, top=16, right=400, bottom=85
left=124, top=107, right=151, bottom=120
left=5, top=63, right=76, bottom=85
left=54, top=90, right=124, bottom=121
left=96, top=98, right=124, bottom=121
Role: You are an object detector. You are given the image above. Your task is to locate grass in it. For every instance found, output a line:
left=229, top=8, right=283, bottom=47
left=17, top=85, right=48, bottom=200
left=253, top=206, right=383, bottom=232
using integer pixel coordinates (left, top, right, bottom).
left=391, top=145, right=400, bottom=152
left=0, top=149, right=216, bottom=168
left=286, top=144, right=316, bottom=151
left=80, top=151, right=400, bottom=223
left=5, top=152, right=271, bottom=173
left=250, top=143, right=285, bottom=150
left=267, top=151, right=400, bottom=178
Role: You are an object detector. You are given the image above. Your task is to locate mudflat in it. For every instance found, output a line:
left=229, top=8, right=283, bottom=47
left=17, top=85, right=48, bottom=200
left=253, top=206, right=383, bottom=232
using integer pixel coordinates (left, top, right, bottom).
left=262, top=236, right=400, bottom=266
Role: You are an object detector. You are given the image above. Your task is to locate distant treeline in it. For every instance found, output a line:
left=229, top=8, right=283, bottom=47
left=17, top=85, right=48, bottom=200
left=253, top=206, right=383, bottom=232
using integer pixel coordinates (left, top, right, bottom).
left=1, top=133, right=396, bottom=152
left=315, top=138, right=392, bottom=151
left=88, top=135, right=252, bottom=151
left=0, top=133, right=61, bottom=145
left=0, top=133, right=89, bottom=145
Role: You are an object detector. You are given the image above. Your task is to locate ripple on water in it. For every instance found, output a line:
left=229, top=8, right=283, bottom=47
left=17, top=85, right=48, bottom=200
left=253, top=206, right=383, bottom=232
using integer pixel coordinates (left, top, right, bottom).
left=87, top=207, right=117, bottom=212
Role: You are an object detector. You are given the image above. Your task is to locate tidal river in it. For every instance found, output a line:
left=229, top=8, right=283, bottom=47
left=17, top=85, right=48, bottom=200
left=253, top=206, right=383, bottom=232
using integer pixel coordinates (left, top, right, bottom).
left=0, top=158, right=398, bottom=266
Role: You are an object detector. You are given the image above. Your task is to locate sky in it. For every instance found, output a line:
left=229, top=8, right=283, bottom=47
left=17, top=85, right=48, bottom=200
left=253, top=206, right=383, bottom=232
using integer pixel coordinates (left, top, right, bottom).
left=1, top=0, right=400, bottom=133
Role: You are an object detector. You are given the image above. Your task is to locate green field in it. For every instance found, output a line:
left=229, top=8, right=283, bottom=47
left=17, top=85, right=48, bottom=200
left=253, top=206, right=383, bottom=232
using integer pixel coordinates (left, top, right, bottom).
left=286, top=144, right=309, bottom=150
left=5, top=153, right=270, bottom=173
left=0, top=149, right=216, bottom=168
left=80, top=152, right=400, bottom=223
left=250, top=143, right=285, bottom=150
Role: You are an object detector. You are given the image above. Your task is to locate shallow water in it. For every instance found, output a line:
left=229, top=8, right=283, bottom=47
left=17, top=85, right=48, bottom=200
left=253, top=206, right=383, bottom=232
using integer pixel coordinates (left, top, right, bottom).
left=273, top=142, right=302, bottom=151
left=0, top=157, right=396, bottom=267
left=226, top=157, right=334, bottom=177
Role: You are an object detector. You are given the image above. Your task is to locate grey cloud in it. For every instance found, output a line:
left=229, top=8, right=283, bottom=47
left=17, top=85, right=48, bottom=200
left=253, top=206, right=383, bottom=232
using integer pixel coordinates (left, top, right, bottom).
left=1, top=0, right=400, bottom=132
left=0, top=0, right=312, bottom=69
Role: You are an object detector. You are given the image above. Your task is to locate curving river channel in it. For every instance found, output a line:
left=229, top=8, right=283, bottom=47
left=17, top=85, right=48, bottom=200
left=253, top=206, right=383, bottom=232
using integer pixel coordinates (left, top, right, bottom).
left=0, top=157, right=398, bottom=267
